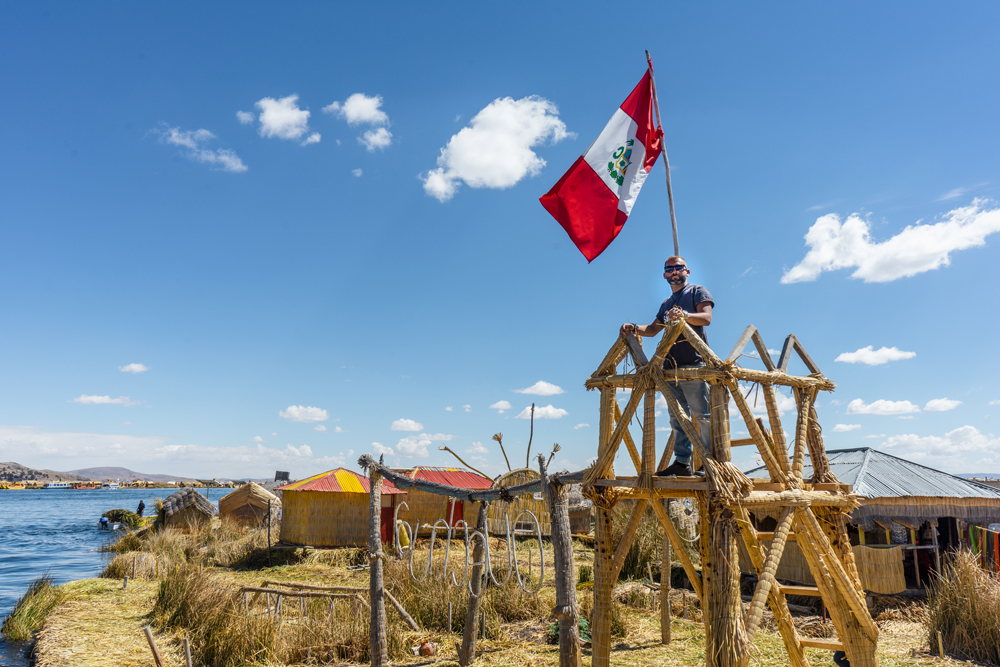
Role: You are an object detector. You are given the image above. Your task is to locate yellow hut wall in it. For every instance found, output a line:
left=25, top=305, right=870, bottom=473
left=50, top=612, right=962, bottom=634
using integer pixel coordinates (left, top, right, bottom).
left=279, top=490, right=369, bottom=547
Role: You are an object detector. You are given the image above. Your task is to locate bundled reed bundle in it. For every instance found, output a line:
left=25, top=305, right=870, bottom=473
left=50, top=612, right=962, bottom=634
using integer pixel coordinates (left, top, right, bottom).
left=851, top=545, right=905, bottom=594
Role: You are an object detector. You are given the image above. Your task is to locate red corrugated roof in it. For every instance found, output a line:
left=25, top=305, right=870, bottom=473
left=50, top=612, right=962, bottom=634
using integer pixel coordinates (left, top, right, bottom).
left=406, top=467, right=493, bottom=490
left=277, top=468, right=405, bottom=494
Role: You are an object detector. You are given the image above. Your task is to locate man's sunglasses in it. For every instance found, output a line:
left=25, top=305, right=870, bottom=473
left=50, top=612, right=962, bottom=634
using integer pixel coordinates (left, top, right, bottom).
left=663, top=265, right=687, bottom=273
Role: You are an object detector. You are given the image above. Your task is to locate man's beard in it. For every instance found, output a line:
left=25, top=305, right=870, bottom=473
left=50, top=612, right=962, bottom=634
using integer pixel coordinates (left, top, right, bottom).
left=667, top=274, right=686, bottom=285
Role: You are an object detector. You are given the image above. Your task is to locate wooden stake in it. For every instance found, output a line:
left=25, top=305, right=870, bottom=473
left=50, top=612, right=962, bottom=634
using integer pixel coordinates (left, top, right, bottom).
left=459, top=503, right=489, bottom=666
left=661, top=533, right=671, bottom=644
left=367, top=466, right=389, bottom=667
left=183, top=637, right=192, bottom=667
left=645, top=50, right=680, bottom=256
left=143, top=626, right=165, bottom=667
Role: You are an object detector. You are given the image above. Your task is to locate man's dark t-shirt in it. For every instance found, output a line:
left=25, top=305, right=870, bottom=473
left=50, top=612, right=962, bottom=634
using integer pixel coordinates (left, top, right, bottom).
left=654, top=283, right=714, bottom=369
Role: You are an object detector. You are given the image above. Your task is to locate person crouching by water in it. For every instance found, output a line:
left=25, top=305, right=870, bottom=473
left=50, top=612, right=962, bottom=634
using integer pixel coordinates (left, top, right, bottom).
left=619, top=255, right=714, bottom=477
left=136, top=499, right=145, bottom=517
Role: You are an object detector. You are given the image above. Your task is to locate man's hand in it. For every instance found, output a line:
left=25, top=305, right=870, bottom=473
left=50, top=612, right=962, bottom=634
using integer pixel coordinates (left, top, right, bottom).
left=666, top=306, right=688, bottom=323
left=619, top=322, right=637, bottom=337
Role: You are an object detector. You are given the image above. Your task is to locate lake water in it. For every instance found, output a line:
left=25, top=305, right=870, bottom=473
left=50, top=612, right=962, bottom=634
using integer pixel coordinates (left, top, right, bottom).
left=0, top=488, right=218, bottom=666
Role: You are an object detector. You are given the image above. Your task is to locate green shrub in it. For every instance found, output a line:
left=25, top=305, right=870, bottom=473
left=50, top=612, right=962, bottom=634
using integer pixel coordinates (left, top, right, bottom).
left=1, top=575, right=66, bottom=642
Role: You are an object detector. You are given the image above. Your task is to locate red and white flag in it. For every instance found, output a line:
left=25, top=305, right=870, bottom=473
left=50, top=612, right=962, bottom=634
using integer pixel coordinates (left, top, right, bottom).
left=540, top=71, right=663, bottom=262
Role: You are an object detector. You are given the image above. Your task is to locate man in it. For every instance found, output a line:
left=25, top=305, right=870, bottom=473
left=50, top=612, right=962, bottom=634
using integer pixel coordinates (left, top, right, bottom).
left=136, top=499, right=145, bottom=518
left=620, top=256, right=714, bottom=477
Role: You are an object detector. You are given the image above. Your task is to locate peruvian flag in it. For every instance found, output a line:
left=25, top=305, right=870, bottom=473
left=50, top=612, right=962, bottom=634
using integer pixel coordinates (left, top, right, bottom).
left=540, top=71, right=663, bottom=262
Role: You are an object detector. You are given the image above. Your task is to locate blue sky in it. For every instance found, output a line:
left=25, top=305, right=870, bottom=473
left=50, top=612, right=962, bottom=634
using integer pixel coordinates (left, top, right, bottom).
left=2, top=3, right=1000, bottom=479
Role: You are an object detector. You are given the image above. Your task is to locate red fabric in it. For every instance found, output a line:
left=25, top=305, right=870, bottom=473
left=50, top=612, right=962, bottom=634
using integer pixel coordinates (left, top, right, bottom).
left=995, top=531, right=999, bottom=572
left=540, top=156, right=628, bottom=262
left=618, top=70, right=663, bottom=171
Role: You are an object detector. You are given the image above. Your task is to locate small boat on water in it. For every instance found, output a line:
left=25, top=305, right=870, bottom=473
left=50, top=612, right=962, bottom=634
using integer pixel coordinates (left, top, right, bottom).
left=106, top=482, right=120, bottom=490
left=45, top=481, right=71, bottom=489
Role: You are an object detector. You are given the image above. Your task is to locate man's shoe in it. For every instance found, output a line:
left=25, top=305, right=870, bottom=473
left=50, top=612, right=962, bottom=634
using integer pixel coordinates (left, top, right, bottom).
left=656, top=461, right=694, bottom=477
left=692, top=467, right=706, bottom=477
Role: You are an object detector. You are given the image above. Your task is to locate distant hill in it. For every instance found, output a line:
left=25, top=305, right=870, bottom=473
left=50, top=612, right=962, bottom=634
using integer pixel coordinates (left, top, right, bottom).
left=68, top=466, right=196, bottom=483
left=0, top=462, right=88, bottom=483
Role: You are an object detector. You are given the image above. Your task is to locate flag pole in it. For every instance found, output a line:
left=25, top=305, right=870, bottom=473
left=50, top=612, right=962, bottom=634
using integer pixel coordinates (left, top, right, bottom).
left=645, top=50, right=680, bottom=257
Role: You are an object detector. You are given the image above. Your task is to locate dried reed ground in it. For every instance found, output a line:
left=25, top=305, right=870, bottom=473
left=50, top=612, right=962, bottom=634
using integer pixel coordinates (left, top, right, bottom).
left=25, top=521, right=964, bottom=666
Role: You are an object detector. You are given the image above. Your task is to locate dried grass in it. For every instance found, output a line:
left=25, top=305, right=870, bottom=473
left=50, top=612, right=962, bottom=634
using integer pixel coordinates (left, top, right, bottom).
left=928, top=549, right=1000, bottom=665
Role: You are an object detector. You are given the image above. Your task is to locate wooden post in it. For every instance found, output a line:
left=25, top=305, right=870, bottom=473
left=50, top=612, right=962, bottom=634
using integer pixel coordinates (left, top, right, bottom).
left=267, top=498, right=272, bottom=568
left=367, top=466, right=389, bottom=667
left=661, top=531, right=672, bottom=644
left=540, top=454, right=582, bottom=667
left=705, top=383, right=745, bottom=667
left=459, top=502, right=489, bottom=666
left=143, top=626, right=165, bottom=667
left=183, top=637, right=193, bottom=667
left=591, top=388, right=616, bottom=667
left=645, top=50, right=680, bottom=256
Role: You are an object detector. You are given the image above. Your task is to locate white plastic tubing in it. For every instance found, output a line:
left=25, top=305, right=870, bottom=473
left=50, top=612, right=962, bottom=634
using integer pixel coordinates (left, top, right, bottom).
left=393, top=501, right=544, bottom=595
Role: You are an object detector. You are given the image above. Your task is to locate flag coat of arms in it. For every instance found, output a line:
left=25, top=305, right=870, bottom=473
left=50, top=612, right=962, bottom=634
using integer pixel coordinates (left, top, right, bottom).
left=540, top=71, right=663, bottom=262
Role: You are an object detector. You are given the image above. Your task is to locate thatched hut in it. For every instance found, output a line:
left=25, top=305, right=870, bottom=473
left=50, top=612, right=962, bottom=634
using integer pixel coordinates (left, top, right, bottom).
left=218, top=481, right=280, bottom=526
left=277, top=468, right=405, bottom=547
left=394, top=467, right=491, bottom=535
left=744, top=447, right=1000, bottom=593
left=486, top=468, right=551, bottom=537
left=162, top=488, right=215, bottom=531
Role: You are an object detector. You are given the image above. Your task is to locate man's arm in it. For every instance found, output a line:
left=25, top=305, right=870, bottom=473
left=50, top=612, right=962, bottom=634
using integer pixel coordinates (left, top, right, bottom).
left=686, top=302, right=712, bottom=326
left=619, top=320, right=664, bottom=337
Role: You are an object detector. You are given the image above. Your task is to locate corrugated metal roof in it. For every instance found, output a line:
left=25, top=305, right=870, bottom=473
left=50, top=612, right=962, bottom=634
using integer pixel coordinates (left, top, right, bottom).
left=278, top=468, right=405, bottom=494
left=406, top=466, right=493, bottom=490
left=745, top=447, right=1000, bottom=500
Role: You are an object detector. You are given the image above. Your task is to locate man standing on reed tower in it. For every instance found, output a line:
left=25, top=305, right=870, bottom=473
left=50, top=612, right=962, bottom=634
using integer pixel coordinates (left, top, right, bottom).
left=619, top=256, right=713, bottom=477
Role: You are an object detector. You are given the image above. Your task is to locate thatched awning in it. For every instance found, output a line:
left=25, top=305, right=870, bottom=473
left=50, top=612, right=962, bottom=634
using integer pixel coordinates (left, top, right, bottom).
left=219, top=481, right=279, bottom=516
left=163, top=488, right=215, bottom=519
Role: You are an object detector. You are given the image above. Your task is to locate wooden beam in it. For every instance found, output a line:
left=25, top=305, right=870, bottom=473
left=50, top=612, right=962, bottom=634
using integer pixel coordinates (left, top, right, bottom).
left=585, top=366, right=835, bottom=391
left=650, top=499, right=702, bottom=599
left=727, top=379, right=787, bottom=485
left=777, top=335, right=795, bottom=372
left=733, top=490, right=858, bottom=511
left=611, top=499, right=649, bottom=579
left=791, top=388, right=817, bottom=482
left=779, top=585, right=822, bottom=597
left=592, top=337, right=628, bottom=378
left=750, top=329, right=777, bottom=372
left=681, top=322, right=724, bottom=367
left=586, top=376, right=650, bottom=483
left=726, top=325, right=757, bottom=365
left=791, top=335, right=822, bottom=376
left=800, top=639, right=845, bottom=651
left=593, top=477, right=707, bottom=491
left=745, top=508, right=795, bottom=640
left=612, top=399, right=644, bottom=473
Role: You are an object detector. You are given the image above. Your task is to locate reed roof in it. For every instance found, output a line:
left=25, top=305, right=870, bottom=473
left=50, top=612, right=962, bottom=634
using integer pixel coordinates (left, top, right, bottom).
left=162, top=488, right=215, bottom=518
left=277, top=468, right=404, bottom=494
left=403, top=466, right=492, bottom=490
left=218, top=481, right=279, bottom=515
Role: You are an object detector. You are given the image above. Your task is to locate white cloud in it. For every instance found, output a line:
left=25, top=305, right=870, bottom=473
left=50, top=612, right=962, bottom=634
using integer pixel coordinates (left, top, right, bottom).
left=391, top=418, right=423, bottom=432
left=514, top=381, right=565, bottom=396
left=252, top=436, right=265, bottom=442
left=833, top=424, right=862, bottom=432
left=323, top=94, right=389, bottom=126
left=445, top=406, right=454, bottom=411
left=300, top=132, right=321, bottom=146
left=70, top=395, right=139, bottom=406
left=767, top=348, right=781, bottom=356
left=332, top=426, right=345, bottom=433
left=880, top=425, right=1000, bottom=472
left=466, top=441, right=489, bottom=455
left=782, top=201, right=1000, bottom=283
left=118, top=363, right=149, bottom=374
left=924, top=398, right=962, bottom=412
left=359, top=127, right=392, bottom=152
left=574, top=423, right=590, bottom=430
left=864, top=434, right=886, bottom=438
left=236, top=111, right=255, bottom=125
left=515, top=404, right=567, bottom=420
left=421, top=96, right=570, bottom=202
left=936, top=186, right=971, bottom=202
left=372, top=442, right=395, bottom=458
left=990, top=400, right=1000, bottom=406
left=490, top=400, right=511, bottom=413
left=352, top=168, right=363, bottom=177
left=279, top=405, right=329, bottom=422
left=254, top=94, right=315, bottom=142
left=157, top=125, right=247, bottom=173
left=846, top=399, right=920, bottom=415
left=463, top=404, right=472, bottom=413
left=396, top=432, right=453, bottom=458
left=314, top=425, right=327, bottom=432
left=835, top=346, right=916, bottom=366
